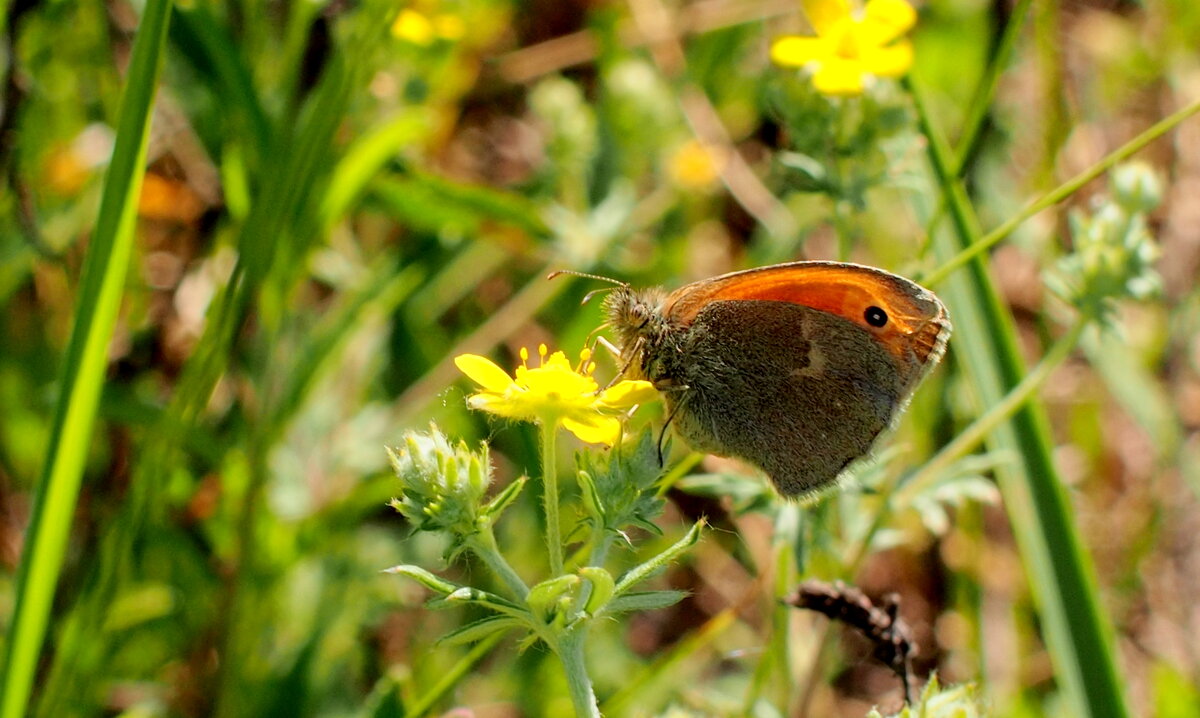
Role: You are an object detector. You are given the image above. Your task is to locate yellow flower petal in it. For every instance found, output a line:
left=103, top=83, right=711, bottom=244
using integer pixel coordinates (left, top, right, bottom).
left=862, top=40, right=913, bottom=78
left=466, top=393, right=525, bottom=419
left=802, top=0, right=852, bottom=37
left=862, top=0, right=916, bottom=45
left=812, top=58, right=866, bottom=96
left=457, top=344, right=649, bottom=442
left=598, top=380, right=658, bottom=409
left=770, top=36, right=833, bottom=67
left=455, top=354, right=515, bottom=392
left=562, top=415, right=621, bottom=446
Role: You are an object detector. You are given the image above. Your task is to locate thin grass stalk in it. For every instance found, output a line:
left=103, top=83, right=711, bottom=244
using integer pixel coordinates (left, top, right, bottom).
left=214, top=52, right=366, bottom=716
left=908, top=76, right=1129, bottom=718
left=405, top=632, right=508, bottom=717
left=917, top=0, right=1033, bottom=259
left=921, top=96, right=1200, bottom=287
left=600, top=608, right=738, bottom=716
left=0, top=1, right=173, bottom=715
left=897, top=314, right=1089, bottom=501
left=951, top=0, right=1034, bottom=177
left=39, top=14, right=376, bottom=708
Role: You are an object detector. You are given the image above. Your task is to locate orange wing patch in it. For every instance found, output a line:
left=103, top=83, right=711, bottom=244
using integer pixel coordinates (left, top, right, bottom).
left=662, top=262, right=948, bottom=370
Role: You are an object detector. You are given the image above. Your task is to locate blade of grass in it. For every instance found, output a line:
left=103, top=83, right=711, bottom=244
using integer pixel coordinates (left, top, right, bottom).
left=35, top=11, right=383, bottom=710
left=0, top=0, right=173, bottom=715
left=896, top=314, right=1089, bottom=504
left=916, top=0, right=1032, bottom=260
left=404, top=632, right=508, bottom=718
left=264, top=258, right=425, bottom=440
left=951, top=0, right=1033, bottom=178
left=908, top=75, right=1130, bottom=718
left=169, top=3, right=272, bottom=156
left=320, top=111, right=433, bottom=228
left=600, top=608, right=738, bottom=716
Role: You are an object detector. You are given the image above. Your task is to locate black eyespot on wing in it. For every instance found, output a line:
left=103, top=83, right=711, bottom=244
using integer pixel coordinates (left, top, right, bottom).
left=864, top=305, right=888, bottom=328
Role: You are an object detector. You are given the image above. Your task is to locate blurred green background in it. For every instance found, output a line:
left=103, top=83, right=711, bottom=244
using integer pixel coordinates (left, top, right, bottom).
left=2, top=0, right=1200, bottom=716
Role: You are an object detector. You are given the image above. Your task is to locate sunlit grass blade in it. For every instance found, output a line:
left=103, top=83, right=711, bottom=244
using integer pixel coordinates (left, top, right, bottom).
left=320, top=111, right=433, bottom=227
left=0, top=0, right=173, bottom=715
left=265, top=258, right=425, bottom=439
left=403, top=632, right=508, bottom=718
left=600, top=608, right=737, bottom=716
left=33, top=12, right=378, bottom=710
left=908, top=76, right=1130, bottom=718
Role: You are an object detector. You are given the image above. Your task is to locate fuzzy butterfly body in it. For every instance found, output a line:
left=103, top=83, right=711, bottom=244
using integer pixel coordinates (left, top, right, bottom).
left=604, top=261, right=950, bottom=497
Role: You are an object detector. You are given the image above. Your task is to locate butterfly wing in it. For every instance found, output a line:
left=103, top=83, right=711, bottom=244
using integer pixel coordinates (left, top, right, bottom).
left=654, top=261, right=950, bottom=496
left=667, top=298, right=901, bottom=496
left=663, top=261, right=950, bottom=387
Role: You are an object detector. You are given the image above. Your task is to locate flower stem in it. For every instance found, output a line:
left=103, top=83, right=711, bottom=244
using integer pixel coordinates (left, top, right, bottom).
left=558, top=633, right=600, bottom=718
left=468, top=529, right=529, bottom=599
left=540, top=420, right=564, bottom=576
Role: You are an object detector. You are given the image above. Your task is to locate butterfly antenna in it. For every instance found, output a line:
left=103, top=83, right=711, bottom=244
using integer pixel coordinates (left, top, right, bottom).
left=546, top=269, right=627, bottom=285
left=582, top=286, right=620, bottom=305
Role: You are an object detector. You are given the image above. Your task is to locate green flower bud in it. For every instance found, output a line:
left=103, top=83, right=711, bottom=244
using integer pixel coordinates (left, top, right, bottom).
left=388, top=423, right=492, bottom=545
left=527, top=574, right=582, bottom=625
left=575, top=428, right=665, bottom=540
left=1051, top=163, right=1162, bottom=322
left=1111, top=161, right=1162, bottom=214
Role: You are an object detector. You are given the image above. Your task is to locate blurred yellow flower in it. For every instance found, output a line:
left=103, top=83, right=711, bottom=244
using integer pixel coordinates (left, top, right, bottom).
left=433, top=14, right=465, bottom=40
left=392, top=8, right=464, bottom=45
left=393, top=9, right=435, bottom=45
left=771, top=0, right=916, bottom=96
left=455, top=345, right=657, bottom=445
left=668, top=140, right=726, bottom=190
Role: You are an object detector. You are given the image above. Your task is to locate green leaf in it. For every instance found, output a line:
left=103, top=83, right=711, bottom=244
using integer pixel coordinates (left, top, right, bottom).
left=437, top=615, right=526, bottom=647
left=0, top=1, right=173, bottom=715
left=427, top=587, right=529, bottom=621
left=911, top=74, right=1131, bottom=718
left=481, top=476, right=527, bottom=523
left=371, top=170, right=550, bottom=239
left=574, top=428, right=666, bottom=537
left=577, top=469, right=604, bottom=522
left=382, top=564, right=462, bottom=595
left=170, top=4, right=271, bottom=154
left=321, top=110, right=433, bottom=226
left=601, top=590, right=689, bottom=616
left=613, top=520, right=704, bottom=596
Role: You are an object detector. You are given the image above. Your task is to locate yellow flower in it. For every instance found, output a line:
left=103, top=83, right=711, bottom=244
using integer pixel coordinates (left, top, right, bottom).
left=667, top=140, right=726, bottom=191
left=771, top=0, right=916, bottom=96
left=454, top=345, right=657, bottom=445
left=392, top=9, right=435, bottom=45
left=392, top=7, right=466, bottom=45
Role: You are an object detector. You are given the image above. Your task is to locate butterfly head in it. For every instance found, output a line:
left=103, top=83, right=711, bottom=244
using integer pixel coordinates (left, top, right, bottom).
left=603, top=285, right=670, bottom=371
